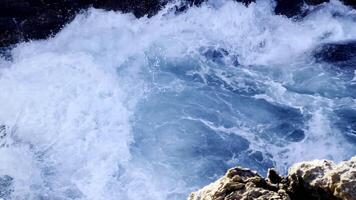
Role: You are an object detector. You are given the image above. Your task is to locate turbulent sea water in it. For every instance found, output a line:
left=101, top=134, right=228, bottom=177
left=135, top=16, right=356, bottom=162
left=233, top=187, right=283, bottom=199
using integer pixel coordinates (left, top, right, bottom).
left=0, top=0, right=356, bottom=199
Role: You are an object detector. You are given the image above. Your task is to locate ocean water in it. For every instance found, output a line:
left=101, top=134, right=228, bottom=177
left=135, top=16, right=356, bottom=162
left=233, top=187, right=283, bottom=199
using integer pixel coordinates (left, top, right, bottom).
left=0, top=0, right=356, bottom=199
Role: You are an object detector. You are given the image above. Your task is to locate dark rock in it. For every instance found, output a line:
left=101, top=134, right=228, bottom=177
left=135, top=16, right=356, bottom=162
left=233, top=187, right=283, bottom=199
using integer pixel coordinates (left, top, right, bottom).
left=0, top=0, right=355, bottom=49
left=274, top=0, right=305, bottom=17
left=304, top=0, right=329, bottom=6
left=0, top=0, right=36, bottom=18
left=274, top=0, right=354, bottom=17
left=0, top=0, right=166, bottom=48
left=267, top=168, right=282, bottom=184
left=92, top=0, right=163, bottom=18
left=343, top=0, right=356, bottom=8
left=0, top=0, right=260, bottom=49
left=314, top=41, right=356, bottom=70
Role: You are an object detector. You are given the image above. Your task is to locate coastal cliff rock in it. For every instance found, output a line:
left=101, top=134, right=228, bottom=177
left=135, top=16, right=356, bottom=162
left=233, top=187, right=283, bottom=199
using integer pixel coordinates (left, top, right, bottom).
left=0, top=0, right=163, bottom=48
left=1, top=0, right=356, bottom=49
left=188, top=167, right=290, bottom=200
left=288, top=157, right=356, bottom=200
left=189, top=157, right=356, bottom=200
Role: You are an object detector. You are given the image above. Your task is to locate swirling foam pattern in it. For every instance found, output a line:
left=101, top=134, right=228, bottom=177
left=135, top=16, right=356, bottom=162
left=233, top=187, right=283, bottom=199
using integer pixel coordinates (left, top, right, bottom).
left=0, top=1, right=355, bottom=199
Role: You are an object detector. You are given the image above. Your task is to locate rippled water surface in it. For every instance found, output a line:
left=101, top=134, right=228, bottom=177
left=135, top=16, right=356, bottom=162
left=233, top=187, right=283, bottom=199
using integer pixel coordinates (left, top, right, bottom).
left=0, top=1, right=356, bottom=199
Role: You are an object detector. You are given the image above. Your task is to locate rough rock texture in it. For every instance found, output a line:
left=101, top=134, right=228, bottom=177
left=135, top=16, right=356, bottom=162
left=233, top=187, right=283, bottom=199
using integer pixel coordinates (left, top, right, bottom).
left=0, top=0, right=164, bottom=48
left=1, top=0, right=356, bottom=50
left=288, top=157, right=356, bottom=200
left=0, top=0, right=256, bottom=49
left=189, top=156, right=356, bottom=200
left=189, top=167, right=290, bottom=200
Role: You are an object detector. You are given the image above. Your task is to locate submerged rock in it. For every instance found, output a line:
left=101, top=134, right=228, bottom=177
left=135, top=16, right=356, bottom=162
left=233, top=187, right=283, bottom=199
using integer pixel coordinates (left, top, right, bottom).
left=188, top=156, right=356, bottom=200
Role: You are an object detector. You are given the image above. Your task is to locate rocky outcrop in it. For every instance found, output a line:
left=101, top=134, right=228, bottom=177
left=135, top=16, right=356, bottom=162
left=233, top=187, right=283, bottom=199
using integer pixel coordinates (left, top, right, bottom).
left=288, top=157, right=356, bottom=200
left=0, top=0, right=164, bottom=48
left=188, top=156, right=356, bottom=200
left=0, top=0, right=254, bottom=49
left=0, top=0, right=356, bottom=50
left=189, top=167, right=290, bottom=200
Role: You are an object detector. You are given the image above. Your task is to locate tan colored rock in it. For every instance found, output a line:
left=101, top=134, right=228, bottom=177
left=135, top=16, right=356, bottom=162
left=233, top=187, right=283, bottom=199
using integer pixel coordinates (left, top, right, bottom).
left=288, top=156, right=356, bottom=200
left=188, top=167, right=289, bottom=200
left=188, top=156, right=356, bottom=200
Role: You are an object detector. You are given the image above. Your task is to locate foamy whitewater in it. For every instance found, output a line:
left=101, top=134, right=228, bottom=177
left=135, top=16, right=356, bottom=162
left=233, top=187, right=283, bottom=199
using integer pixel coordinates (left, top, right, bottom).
left=0, top=0, right=356, bottom=199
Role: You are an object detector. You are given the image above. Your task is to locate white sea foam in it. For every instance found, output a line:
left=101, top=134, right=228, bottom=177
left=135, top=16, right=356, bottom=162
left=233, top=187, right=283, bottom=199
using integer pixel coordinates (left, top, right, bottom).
left=0, top=0, right=355, bottom=199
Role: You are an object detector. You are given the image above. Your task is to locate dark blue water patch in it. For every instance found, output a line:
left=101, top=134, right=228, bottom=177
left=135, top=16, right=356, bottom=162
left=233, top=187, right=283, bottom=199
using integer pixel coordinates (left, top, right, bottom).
left=132, top=89, right=235, bottom=129
left=234, top=150, right=274, bottom=176
left=220, top=94, right=304, bottom=124
left=132, top=91, right=250, bottom=155
left=285, top=80, right=356, bottom=99
left=129, top=52, right=311, bottom=193
left=0, top=46, right=13, bottom=61
left=154, top=60, right=265, bottom=97
left=335, top=108, right=356, bottom=141
left=130, top=89, right=258, bottom=186
left=285, top=129, right=305, bottom=142
left=0, top=175, right=14, bottom=200
left=270, top=122, right=305, bottom=143
left=130, top=82, right=305, bottom=189
left=312, top=42, right=356, bottom=98
left=131, top=117, right=251, bottom=185
left=284, top=64, right=356, bottom=99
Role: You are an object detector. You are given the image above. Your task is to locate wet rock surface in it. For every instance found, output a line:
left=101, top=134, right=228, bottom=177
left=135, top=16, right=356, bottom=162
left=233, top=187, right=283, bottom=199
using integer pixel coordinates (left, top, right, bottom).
left=0, top=0, right=164, bottom=48
left=1, top=0, right=355, bottom=49
left=314, top=41, right=356, bottom=70
left=188, top=156, right=356, bottom=200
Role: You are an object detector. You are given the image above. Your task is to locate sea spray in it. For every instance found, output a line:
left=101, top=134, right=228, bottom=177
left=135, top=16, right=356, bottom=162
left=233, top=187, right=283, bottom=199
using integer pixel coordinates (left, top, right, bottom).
left=0, top=1, right=355, bottom=199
